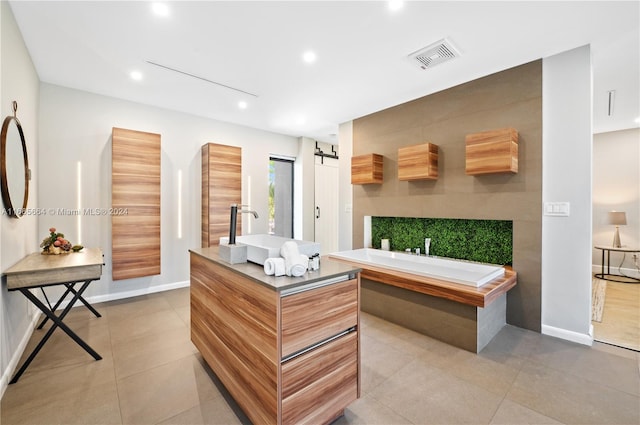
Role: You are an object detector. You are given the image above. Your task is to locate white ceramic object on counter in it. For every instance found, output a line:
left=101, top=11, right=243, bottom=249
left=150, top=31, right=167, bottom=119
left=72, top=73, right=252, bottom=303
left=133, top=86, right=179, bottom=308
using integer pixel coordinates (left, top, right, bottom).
left=220, top=234, right=320, bottom=265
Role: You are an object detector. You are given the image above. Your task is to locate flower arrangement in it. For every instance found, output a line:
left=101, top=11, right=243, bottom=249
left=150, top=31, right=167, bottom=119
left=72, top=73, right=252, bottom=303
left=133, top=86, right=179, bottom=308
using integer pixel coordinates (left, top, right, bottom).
left=40, top=227, right=83, bottom=254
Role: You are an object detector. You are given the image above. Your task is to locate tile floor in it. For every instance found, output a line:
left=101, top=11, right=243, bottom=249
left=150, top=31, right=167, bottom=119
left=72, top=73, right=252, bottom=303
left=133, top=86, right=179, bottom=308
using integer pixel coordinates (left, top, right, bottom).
left=1, top=287, right=639, bottom=425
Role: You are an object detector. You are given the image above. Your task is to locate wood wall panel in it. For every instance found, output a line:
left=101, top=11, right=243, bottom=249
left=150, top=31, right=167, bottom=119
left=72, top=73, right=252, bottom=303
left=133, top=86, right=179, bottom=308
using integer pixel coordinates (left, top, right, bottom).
left=112, top=127, right=160, bottom=281
left=202, top=143, right=242, bottom=247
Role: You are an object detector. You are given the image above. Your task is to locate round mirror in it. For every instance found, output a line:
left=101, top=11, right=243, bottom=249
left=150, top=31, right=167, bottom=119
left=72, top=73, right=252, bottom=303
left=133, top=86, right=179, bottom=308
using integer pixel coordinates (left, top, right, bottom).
left=1, top=101, right=29, bottom=218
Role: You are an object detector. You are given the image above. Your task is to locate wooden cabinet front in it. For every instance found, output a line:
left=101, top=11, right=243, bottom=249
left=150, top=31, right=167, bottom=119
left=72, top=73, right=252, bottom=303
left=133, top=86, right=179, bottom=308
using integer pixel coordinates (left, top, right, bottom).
left=112, top=127, right=161, bottom=280
left=201, top=143, right=241, bottom=247
left=351, top=153, right=383, bottom=184
left=398, top=143, right=438, bottom=181
left=465, top=128, right=518, bottom=175
left=281, top=332, right=358, bottom=425
left=281, top=279, right=358, bottom=358
left=190, top=252, right=360, bottom=425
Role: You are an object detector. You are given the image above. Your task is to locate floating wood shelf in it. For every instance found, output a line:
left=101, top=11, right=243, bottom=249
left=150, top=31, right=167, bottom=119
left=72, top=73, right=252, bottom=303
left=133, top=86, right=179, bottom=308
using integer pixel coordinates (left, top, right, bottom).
left=465, top=128, right=518, bottom=175
left=351, top=153, right=383, bottom=185
left=398, top=143, right=438, bottom=181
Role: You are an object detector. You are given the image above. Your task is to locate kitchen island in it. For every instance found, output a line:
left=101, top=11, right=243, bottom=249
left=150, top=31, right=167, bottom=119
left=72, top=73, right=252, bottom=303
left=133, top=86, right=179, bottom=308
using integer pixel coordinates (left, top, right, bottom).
left=189, top=247, right=361, bottom=425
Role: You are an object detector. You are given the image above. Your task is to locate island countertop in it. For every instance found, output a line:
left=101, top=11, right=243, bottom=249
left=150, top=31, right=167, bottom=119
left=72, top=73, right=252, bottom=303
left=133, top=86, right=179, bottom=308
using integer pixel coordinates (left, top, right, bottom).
left=189, top=246, right=361, bottom=292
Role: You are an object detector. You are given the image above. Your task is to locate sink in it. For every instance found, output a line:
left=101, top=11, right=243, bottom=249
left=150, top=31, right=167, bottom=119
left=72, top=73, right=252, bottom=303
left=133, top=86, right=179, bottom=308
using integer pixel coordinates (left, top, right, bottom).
left=219, top=234, right=321, bottom=265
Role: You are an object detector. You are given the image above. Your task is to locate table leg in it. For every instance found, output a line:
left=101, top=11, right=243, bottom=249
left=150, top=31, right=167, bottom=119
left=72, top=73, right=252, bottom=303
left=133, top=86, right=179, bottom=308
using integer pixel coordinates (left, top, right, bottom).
left=37, top=282, right=101, bottom=329
left=9, top=280, right=102, bottom=384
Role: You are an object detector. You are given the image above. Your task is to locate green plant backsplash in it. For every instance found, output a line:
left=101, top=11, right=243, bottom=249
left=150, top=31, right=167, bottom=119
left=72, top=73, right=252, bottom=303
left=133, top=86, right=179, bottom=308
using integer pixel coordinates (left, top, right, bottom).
left=371, top=217, right=513, bottom=265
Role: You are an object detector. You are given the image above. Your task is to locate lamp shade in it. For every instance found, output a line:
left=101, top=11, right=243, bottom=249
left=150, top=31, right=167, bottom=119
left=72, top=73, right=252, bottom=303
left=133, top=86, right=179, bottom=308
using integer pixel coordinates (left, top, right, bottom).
left=607, top=211, right=627, bottom=226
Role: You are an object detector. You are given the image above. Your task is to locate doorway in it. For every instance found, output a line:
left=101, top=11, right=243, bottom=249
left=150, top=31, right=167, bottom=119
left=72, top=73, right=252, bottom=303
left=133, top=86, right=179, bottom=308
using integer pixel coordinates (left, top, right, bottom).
left=314, top=155, right=339, bottom=255
left=591, top=128, right=640, bottom=352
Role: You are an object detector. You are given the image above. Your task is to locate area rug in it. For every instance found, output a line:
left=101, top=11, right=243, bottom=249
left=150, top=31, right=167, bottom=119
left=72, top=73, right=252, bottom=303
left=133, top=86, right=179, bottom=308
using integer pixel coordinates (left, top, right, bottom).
left=591, top=278, right=607, bottom=322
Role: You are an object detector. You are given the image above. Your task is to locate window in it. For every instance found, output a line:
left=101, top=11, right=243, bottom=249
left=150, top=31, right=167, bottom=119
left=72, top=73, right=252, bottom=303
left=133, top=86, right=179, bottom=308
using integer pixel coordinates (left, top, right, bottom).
left=268, top=157, right=294, bottom=237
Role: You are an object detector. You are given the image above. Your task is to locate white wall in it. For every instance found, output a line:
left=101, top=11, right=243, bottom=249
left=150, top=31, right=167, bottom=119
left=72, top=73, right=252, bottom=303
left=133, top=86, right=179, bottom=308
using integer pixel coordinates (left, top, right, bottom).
left=541, top=45, right=594, bottom=344
left=338, top=121, right=353, bottom=251
left=0, top=0, right=40, bottom=395
left=38, top=83, right=299, bottom=302
left=295, top=137, right=315, bottom=241
left=592, top=128, right=640, bottom=276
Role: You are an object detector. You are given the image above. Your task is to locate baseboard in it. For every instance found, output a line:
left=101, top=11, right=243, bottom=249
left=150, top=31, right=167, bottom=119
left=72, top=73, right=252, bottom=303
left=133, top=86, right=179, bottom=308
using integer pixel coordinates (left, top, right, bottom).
left=592, top=264, right=640, bottom=278
left=0, top=280, right=190, bottom=398
left=80, top=280, right=190, bottom=306
left=542, top=323, right=594, bottom=346
left=1, top=312, right=40, bottom=399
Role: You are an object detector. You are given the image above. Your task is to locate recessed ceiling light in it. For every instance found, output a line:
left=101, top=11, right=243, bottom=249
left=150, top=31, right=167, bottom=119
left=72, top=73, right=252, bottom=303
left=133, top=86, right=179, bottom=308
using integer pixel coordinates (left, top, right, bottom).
left=302, top=51, right=317, bottom=64
left=130, top=70, right=143, bottom=81
left=635, top=117, right=640, bottom=124
left=152, top=2, right=170, bottom=17
left=238, top=101, right=248, bottom=110
left=388, top=1, right=404, bottom=11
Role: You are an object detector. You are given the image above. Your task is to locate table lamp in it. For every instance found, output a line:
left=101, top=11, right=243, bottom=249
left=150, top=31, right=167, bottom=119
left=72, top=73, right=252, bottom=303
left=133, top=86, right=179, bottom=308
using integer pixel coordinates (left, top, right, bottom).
left=608, top=211, right=627, bottom=248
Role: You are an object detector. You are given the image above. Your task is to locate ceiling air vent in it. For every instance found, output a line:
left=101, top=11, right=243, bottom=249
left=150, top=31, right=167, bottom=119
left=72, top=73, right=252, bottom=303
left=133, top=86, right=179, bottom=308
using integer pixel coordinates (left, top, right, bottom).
left=408, top=38, right=460, bottom=70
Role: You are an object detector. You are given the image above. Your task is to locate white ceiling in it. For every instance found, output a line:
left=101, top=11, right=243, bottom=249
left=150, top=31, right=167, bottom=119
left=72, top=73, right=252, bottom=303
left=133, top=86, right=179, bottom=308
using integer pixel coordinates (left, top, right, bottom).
left=9, top=1, right=640, bottom=143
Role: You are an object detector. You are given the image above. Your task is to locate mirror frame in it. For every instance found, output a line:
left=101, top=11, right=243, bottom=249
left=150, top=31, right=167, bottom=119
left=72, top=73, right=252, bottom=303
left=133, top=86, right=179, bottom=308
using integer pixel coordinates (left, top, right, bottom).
left=1, top=101, right=30, bottom=218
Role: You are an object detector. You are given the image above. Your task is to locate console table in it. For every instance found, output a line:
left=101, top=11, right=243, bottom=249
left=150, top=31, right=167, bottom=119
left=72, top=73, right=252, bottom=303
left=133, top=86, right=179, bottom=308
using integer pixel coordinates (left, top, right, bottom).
left=594, top=245, right=640, bottom=283
left=3, top=248, right=104, bottom=383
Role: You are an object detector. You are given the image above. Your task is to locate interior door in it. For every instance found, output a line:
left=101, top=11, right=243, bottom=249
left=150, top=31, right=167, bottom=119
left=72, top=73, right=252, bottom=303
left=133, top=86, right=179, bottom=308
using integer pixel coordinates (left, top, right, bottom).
left=314, top=156, right=339, bottom=255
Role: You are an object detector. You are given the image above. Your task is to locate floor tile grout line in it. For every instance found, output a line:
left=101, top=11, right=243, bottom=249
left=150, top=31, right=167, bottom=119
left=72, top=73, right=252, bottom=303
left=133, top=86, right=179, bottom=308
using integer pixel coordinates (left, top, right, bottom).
left=524, top=349, right=640, bottom=399
left=501, top=363, right=568, bottom=425
left=103, top=299, right=125, bottom=425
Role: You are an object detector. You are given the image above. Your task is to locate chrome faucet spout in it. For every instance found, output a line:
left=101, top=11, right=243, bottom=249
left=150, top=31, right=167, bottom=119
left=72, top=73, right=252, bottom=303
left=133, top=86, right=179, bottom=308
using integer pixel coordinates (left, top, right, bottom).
left=240, top=209, right=259, bottom=219
left=236, top=204, right=259, bottom=219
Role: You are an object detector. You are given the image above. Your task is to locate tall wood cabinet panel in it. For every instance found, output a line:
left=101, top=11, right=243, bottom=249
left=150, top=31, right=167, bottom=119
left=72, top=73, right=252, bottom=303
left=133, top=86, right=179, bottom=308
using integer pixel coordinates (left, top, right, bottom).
left=111, top=127, right=161, bottom=280
left=202, top=143, right=242, bottom=247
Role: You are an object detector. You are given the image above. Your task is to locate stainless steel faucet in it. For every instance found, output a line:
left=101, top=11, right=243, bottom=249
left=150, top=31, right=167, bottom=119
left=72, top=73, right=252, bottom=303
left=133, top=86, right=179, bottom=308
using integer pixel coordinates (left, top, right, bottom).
left=228, top=204, right=258, bottom=244
left=239, top=206, right=259, bottom=219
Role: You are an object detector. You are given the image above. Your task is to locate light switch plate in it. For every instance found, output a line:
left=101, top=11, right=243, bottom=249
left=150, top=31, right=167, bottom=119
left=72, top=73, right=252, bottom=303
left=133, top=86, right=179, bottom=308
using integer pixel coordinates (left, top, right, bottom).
left=544, top=202, right=570, bottom=217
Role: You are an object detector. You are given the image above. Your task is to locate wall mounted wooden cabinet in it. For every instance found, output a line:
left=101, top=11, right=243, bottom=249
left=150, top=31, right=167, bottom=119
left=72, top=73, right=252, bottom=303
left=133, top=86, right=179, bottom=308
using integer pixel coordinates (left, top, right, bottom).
left=398, top=143, right=438, bottom=181
left=465, top=128, right=518, bottom=175
left=111, top=127, right=161, bottom=281
left=351, top=153, right=383, bottom=185
left=202, top=143, right=241, bottom=247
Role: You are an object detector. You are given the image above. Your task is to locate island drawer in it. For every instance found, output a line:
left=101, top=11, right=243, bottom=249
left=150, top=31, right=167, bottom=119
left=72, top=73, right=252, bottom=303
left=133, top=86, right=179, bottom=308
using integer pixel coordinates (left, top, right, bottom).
left=281, top=331, right=358, bottom=425
left=280, top=278, right=358, bottom=359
